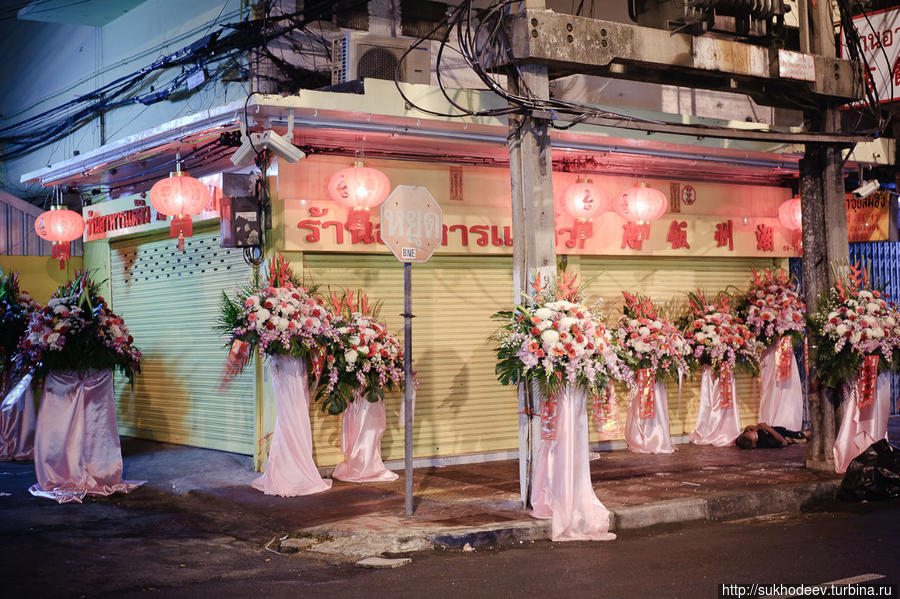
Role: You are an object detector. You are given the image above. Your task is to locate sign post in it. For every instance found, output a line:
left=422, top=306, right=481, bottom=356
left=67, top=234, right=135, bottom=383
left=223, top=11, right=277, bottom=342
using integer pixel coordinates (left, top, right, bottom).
left=379, top=185, right=442, bottom=515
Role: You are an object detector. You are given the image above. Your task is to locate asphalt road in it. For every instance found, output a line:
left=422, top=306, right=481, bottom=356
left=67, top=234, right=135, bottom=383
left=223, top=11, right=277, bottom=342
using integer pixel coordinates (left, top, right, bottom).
left=2, top=485, right=898, bottom=598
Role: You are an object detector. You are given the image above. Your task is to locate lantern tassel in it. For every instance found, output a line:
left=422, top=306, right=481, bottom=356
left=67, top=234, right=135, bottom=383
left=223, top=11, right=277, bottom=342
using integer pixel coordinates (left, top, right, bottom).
left=177, top=232, right=185, bottom=252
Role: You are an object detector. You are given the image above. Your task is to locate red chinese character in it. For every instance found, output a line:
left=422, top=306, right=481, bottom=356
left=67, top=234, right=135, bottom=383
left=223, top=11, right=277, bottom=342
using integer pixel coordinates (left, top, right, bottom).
left=714, top=220, right=734, bottom=251
left=755, top=223, right=774, bottom=252
left=666, top=220, right=690, bottom=249
left=621, top=222, right=650, bottom=250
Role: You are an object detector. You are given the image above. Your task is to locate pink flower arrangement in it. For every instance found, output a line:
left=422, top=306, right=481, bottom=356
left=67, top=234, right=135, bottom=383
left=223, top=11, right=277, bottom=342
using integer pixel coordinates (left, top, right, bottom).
left=493, top=271, right=632, bottom=396
left=316, top=290, right=405, bottom=415
left=219, top=255, right=338, bottom=361
left=740, top=268, right=805, bottom=347
left=615, top=292, right=690, bottom=379
left=682, top=290, right=761, bottom=374
left=18, top=271, right=141, bottom=379
left=810, top=261, right=900, bottom=387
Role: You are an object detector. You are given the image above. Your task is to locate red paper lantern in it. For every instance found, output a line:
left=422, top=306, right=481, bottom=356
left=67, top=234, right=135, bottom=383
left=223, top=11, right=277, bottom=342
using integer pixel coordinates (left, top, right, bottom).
left=561, top=177, right=609, bottom=239
left=613, top=182, right=668, bottom=224
left=327, top=161, right=391, bottom=230
left=778, top=196, right=803, bottom=231
left=149, top=171, right=211, bottom=251
left=35, top=205, right=85, bottom=269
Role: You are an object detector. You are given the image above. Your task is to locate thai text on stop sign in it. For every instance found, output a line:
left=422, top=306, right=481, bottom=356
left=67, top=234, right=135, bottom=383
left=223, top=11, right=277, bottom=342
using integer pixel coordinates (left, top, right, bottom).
left=381, top=204, right=441, bottom=248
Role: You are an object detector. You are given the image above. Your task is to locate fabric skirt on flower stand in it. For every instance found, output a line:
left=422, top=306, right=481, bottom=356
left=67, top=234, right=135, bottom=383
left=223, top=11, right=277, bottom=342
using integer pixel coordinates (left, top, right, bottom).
left=689, top=366, right=741, bottom=447
left=332, top=388, right=398, bottom=483
left=625, top=372, right=675, bottom=454
left=531, top=384, right=616, bottom=542
left=253, top=355, right=332, bottom=496
left=29, top=369, right=143, bottom=503
left=833, top=372, right=890, bottom=474
left=0, top=372, right=36, bottom=461
left=758, top=339, right=802, bottom=431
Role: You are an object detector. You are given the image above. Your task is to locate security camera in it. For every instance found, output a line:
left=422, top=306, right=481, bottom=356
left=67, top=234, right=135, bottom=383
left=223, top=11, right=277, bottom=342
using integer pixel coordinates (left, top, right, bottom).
left=852, top=179, right=880, bottom=198
left=230, top=107, right=305, bottom=166
left=230, top=130, right=306, bottom=166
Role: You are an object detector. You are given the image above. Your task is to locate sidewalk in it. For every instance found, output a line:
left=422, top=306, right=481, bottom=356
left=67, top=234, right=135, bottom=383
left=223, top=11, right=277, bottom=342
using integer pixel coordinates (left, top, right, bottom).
left=6, top=417, right=897, bottom=562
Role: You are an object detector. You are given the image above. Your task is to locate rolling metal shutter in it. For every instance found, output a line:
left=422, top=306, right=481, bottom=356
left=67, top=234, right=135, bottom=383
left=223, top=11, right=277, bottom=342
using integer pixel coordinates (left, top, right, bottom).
left=109, top=230, right=256, bottom=453
left=300, top=253, right=518, bottom=466
left=576, top=255, right=782, bottom=438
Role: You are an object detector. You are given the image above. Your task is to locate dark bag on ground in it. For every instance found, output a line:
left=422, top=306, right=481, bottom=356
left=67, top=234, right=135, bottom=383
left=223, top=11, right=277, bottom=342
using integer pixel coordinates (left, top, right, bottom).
left=839, top=440, right=900, bottom=502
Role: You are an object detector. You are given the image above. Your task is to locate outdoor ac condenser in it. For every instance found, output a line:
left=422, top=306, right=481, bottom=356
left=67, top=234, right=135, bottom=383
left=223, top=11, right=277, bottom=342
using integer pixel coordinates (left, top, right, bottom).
left=331, top=33, right=431, bottom=85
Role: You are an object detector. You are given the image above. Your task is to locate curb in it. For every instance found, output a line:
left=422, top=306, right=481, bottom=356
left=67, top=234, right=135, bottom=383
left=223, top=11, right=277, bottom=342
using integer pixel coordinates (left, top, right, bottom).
left=293, top=479, right=841, bottom=556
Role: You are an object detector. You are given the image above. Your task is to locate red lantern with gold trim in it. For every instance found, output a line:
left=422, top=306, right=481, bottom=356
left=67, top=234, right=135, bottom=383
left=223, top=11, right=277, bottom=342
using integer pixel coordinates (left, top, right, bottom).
left=35, top=205, right=85, bottom=269
left=561, top=177, right=609, bottom=239
left=614, top=182, right=668, bottom=224
left=327, top=161, right=391, bottom=231
left=778, top=196, right=802, bottom=231
left=149, top=166, right=211, bottom=252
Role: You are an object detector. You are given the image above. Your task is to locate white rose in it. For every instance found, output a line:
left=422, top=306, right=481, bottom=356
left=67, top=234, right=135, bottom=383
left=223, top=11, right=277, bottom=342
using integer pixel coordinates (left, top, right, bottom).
left=884, top=317, right=896, bottom=327
left=629, top=319, right=640, bottom=328
left=870, top=327, right=885, bottom=339
left=850, top=332, right=862, bottom=345
left=348, top=335, right=361, bottom=346
left=344, top=350, right=358, bottom=364
left=256, top=308, right=271, bottom=322
left=53, top=304, right=68, bottom=314
left=695, top=333, right=707, bottom=342
left=835, top=324, right=849, bottom=336
left=541, top=330, right=560, bottom=345
left=867, top=302, right=881, bottom=314
left=534, top=308, right=553, bottom=320
left=827, top=311, right=839, bottom=320
left=638, top=326, right=650, bottom=336
left=558, top=317, right=576, bottom=331
left=276, top=318, right=288, bottom=331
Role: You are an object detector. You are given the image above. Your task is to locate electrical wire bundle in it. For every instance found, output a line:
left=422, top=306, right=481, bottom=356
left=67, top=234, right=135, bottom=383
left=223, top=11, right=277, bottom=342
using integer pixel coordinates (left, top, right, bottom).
left=0, top=0, right=368, bottom=165
left=394, top=0, right=886, bottom=139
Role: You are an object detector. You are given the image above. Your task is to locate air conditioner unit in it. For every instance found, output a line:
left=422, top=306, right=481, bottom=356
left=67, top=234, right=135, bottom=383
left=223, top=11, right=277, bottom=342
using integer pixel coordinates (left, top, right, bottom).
left=332, top=33, right=431, bottom=85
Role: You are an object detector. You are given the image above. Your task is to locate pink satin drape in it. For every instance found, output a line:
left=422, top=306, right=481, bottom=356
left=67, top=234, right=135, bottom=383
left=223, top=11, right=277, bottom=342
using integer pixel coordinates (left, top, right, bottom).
left=332, top=388, right=398, bottom=482
left=0, top=372, right=36, bottom=461
left=833, top=373, right=891, bottom=474
left=531, top=385, right=616, bottom=542
left=29, top=369, right=142, bottom=503
left=689, top=366, right=741, bottom=447
left=625, top=381, right=675, bottom=454
left=252, top=355, right=331, bottom=496
left=758, top=344, right=803, bottom=431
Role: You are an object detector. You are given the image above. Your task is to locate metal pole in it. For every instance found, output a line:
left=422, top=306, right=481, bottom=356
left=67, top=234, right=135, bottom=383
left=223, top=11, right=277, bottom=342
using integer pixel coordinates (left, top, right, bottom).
left=403, top=261, right=414, bottom=515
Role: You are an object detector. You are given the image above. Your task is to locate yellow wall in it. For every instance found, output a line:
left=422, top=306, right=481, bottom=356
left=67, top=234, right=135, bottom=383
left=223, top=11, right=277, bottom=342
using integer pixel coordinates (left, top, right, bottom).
left=0, top=255, right=84, bottom=303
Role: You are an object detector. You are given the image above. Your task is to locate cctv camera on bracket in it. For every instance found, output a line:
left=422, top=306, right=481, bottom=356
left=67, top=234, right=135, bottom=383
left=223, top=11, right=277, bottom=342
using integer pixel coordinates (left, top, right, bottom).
left=230, top=108, right=305, bottom=167
left=852, top=179, right=880, bottom=199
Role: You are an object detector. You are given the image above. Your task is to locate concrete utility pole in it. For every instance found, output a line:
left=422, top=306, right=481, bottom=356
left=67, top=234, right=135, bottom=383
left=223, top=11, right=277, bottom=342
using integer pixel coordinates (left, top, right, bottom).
left=507, top=0, right=557, bottom=507
left=801, top=0, right=851, bottom=472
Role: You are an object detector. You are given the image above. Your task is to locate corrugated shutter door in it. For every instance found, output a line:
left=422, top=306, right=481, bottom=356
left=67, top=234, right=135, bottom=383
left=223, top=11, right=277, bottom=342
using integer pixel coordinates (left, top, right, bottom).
left=300, top=253, right=518, bottom=465
left=577, top=256, right=779, bottom=438
left=110, top=230, right=255, bottom=454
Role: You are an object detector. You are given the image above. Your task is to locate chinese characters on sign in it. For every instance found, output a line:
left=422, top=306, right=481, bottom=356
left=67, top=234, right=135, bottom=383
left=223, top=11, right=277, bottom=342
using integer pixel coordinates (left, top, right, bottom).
left=756, top=224, right=774, bottom=252
left=714, top=220, right=734, bottom=251
left=666, top=220, right=690, bottom=249
left=621, top=222, right=651, bottom=250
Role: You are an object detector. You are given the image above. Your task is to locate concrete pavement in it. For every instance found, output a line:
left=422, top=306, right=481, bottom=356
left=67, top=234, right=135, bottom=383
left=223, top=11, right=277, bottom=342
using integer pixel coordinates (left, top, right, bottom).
left=2, top=417, right=897, bottom=563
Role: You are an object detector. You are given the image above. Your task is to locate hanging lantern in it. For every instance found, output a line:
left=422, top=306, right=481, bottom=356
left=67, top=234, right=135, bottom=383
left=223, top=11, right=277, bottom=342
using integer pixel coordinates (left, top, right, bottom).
left=561, top=177, right=609, bottom=239
left=149, top=165, right=211, bottom=252
left=35, top=205, right=85, bottom=269
left=613, top=182, right=668, bottom=224
left=778, top=196, right=803, bottom=231
left=327, top=161, right=391, bottom=231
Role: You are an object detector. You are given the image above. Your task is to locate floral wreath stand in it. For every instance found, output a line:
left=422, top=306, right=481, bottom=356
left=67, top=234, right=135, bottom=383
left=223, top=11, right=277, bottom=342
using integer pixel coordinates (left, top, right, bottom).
left=530, top=384, right=616, bottom=542
left=332, top=388, right=398, bottom=483
left=758, top=338, right=803, bottom=431
left=689, top=366, right=741, bottom=447
left=252, top=355, right=332, bottom=496
left=625, top=369, right=675, bottom=454
left=29, top=369, right=143, bottom=503
left=0, top=372, right=36, bottom=461
left=833, top=361, right=891, bottom=474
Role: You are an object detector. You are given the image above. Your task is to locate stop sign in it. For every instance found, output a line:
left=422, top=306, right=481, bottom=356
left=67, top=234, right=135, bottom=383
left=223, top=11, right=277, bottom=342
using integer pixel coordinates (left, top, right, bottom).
left=380, top=185, right=443, bottom=263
